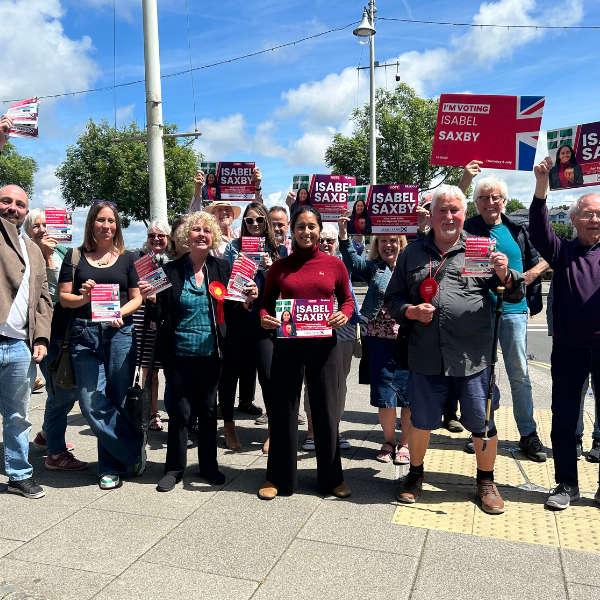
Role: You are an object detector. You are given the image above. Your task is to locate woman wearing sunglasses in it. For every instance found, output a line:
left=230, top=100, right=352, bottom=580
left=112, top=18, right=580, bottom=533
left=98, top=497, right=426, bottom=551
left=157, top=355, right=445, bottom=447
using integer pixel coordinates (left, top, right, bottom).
left=221, top=203, right=287, bottom=452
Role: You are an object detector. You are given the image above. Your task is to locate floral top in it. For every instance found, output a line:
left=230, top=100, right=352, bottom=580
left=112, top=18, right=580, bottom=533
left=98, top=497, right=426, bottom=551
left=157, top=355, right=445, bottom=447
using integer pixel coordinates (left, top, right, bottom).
left=367, top=305, right=399, bottom=339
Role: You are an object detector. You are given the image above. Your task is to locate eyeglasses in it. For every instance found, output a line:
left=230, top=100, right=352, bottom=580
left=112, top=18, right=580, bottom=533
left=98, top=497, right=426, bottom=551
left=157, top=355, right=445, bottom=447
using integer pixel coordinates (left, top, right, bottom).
left=148, top=233, right=167, bottom=239
left=580, top=211, right=600, bottom=221
left=476, top=195, right=504, bottom=203
left=244, top=216, right=265, bottom=225
left=319, top=238, right=336, bottom=245
left=92, top=199, right=117, bottom=207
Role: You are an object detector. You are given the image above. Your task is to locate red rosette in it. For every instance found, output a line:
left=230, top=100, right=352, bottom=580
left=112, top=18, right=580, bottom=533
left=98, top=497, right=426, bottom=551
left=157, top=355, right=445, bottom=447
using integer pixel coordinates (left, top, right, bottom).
left=209, top=281, right=228, bottom=325
left=419, top=277, right=438, bottom=326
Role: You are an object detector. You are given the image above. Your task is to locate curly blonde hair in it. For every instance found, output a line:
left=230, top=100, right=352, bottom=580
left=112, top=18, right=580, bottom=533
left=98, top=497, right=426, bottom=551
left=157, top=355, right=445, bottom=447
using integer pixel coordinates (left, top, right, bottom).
left=180, top=211, right=222, bottom=250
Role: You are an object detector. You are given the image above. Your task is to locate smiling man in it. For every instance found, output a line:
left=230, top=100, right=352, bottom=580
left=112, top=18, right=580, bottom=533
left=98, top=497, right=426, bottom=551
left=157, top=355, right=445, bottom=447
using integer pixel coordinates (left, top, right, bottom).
left=530, top=158, right=600, bottom=511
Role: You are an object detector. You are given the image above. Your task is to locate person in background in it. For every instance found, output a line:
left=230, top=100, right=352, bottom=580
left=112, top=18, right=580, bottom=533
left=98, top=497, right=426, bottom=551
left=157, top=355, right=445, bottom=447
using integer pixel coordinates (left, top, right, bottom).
left=339, top=210, right=412, bottom=465
left=23, top=209, right=86, bottom=471
left=0, top=182, right=53, bottom=499
left=170, top=216, right=189, bottom=260
left=201, top=201, right=241, bottom=260
left=58, top=201, right=146, bottom=490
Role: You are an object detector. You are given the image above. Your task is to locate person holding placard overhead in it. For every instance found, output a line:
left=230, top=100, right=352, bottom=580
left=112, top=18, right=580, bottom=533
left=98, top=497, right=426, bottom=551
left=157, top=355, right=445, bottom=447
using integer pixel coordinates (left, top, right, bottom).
left=258, top=205, right=354, bottom=500
left=58, top=201, right=146, bottom=490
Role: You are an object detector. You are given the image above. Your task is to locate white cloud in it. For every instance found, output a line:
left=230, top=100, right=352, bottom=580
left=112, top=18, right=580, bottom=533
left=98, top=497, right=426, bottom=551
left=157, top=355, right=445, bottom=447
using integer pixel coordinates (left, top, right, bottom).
left=193, top=113, right=251, bottom=159
left=116, top=103, right=136, bottom=124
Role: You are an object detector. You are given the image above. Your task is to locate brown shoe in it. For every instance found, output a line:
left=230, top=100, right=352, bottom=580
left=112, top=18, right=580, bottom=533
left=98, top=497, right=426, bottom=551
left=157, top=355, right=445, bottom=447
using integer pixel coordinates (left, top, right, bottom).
left=258, top=481, right=278, bottom=500
left=477, top=479, right=505, bottom=514
left=223, top=422, right=241, bottom=451
left=329, top=482, right=351, bottom=498
left=396, top=471, right=424, bottom=503
left=262, top=425, right=270, bottom=454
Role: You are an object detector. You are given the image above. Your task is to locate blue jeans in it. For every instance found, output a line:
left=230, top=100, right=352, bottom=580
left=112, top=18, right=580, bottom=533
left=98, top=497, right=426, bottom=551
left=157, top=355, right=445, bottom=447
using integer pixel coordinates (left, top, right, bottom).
left=0, top=336, right=35, bottom=480
left=576, top=375, right=599, bottom=438
left=496, top=313, right=536, bottom=436
left=69, top=319, right=143, bottom=476
left=40, top=334, right=78, bottom=455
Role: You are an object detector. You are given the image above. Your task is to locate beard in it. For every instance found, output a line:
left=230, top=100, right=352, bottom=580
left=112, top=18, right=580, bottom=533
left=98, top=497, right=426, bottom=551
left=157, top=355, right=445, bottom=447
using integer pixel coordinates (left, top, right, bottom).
left=439, top=223, right=458, bottom=239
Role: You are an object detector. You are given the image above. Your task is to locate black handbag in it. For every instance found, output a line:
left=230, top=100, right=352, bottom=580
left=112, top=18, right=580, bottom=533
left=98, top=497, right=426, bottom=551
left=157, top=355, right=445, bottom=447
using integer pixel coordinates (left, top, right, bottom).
left=126, top=319, right=157, bottom=432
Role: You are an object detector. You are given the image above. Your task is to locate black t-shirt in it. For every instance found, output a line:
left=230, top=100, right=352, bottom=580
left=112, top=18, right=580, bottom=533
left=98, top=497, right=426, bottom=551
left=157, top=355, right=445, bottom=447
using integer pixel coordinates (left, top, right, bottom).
left=58, top=249, right=139, bottom=320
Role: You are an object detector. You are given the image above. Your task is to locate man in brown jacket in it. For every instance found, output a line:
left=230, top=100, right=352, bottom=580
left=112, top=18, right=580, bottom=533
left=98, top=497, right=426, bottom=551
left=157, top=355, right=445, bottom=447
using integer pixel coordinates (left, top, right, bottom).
left=0, top=173, right=53, bottom=498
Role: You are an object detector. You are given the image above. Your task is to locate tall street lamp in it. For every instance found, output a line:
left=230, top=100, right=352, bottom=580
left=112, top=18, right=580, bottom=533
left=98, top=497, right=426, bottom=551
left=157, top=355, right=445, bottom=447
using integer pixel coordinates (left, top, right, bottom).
left=353, top=1, right=377, bottom=185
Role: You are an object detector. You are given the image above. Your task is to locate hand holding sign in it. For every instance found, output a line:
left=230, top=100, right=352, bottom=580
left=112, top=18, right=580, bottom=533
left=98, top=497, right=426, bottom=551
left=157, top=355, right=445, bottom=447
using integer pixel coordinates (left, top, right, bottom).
left=489, top=251, right=509, bottom=282
left=408, top=303, right=436, bottom=324
left=459, top=159, right=484, bottom=191
left=194, top=170, right=205, bottom=196
left=327, top=311, right=348, bottom=329
left=534, top=158, right=551, bottom=198
left=0, top=114, right=13, bottom=151
left=261, top=314, right=281, bottom=329
left=337, top=209, right=351, bottom=240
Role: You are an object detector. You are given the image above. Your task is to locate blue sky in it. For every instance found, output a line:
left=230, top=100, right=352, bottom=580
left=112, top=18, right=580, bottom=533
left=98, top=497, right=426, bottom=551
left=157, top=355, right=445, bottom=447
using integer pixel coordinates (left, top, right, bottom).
left=2, top=0, right=599, bottom=247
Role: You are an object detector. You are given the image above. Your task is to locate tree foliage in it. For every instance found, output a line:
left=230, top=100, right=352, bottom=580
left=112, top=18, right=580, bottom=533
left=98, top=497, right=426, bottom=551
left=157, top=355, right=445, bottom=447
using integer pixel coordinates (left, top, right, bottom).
left=551, top=222, right=574, bottom=239
left=0, top=141, right=38, bottom=197
left=505, top=198, right=526, bottom=214
left=55, top=118, right=202, bottom=227
left=466, top=201, right=478, bottom=218
left=325, top=83, right=464, bottom=189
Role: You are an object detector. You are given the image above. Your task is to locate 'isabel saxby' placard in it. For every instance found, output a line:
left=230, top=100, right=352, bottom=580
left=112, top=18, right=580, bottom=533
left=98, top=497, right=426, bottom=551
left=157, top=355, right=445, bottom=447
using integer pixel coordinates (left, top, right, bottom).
left=200, top=161, right=255, bottom=205
left=275, top=299, right=333, bottom=338
left=292, top=174, right=356, bottom=221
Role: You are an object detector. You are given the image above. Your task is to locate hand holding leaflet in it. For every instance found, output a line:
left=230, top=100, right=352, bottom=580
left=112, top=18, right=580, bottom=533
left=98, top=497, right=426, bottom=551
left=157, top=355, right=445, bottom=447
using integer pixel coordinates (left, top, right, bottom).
left=134, top=251, right=172, bottom=295
left=227, top=254, right=258, bottom=301
left=91, top=284, right=121, bottom=322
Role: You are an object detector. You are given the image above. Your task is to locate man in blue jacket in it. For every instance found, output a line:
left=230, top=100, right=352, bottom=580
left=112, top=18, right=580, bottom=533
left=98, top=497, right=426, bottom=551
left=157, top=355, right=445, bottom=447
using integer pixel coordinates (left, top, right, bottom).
left=458, top=161, right=550, bottom=462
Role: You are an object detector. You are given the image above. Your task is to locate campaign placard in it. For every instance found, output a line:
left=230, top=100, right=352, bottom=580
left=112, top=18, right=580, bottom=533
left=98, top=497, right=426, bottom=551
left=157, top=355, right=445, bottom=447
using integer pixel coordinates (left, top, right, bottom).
left=275, top=299, right=333, bottom=338
left=545, top=122, right=600, bottom=190
left=7, top=97, right=40, bottom=139
left=134, top=252, right=172, bottom=295
left=227, top=254, right=258, bottom=302
left=241, top=236, right=266, bottom=269
left=430, top=94, right=545, bottom=171
left=462, top=237, right=497, bottom=277
left=347, top=184, right=419, bottom=235
left=200, top=161, right=255, bottom=204
left=45, top=207, right=72, bottom=242
left=91, top=284, right=121, bottom=321
left=292, top=174, right=356, bottom=221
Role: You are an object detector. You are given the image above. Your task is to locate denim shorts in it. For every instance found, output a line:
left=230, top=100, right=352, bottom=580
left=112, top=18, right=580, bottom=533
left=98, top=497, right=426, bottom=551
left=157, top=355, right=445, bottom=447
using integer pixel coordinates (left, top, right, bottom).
left=368, top=336, right=409, bottom=408
left=407, top=367, right=500, bottom=435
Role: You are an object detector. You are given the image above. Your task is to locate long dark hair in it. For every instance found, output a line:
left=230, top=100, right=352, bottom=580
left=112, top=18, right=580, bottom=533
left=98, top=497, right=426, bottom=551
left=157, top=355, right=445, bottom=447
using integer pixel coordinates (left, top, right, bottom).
left=81, top=202, right=125, bottom=254
left=240, top=202, right=280, bottom=261
left=555, top=144, right=579, bottom=168
left=297, top=187, right=311, bottom=205
left=202, top=172, right=222, bottom=200
left=349, top=199, right=372, bottom=234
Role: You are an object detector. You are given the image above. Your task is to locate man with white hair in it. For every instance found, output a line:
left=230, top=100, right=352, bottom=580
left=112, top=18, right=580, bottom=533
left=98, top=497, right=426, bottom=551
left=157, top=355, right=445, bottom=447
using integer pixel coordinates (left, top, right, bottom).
left=459, top=162, right=550, bottom=461
left=384, top=184, right=525, bottom=514
left=530, top=159, right=600, bottom=510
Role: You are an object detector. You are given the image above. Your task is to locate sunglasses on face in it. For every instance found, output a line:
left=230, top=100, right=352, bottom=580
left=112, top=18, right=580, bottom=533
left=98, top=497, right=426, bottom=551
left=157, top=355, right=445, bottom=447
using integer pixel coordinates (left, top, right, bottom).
left=244, top=216, right=265, bottom=225
left=319, top=238, right=335, bottom=244
left=148, top=233, right=167, bottom=239
left=92, top=199, right=117, bottom=207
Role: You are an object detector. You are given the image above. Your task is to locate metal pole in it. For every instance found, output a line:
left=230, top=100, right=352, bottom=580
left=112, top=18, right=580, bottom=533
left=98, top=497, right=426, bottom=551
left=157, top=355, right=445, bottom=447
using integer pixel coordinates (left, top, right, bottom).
left=369, top=0, right=377, bottom=185
left=142, top=0, right=168, bottom=224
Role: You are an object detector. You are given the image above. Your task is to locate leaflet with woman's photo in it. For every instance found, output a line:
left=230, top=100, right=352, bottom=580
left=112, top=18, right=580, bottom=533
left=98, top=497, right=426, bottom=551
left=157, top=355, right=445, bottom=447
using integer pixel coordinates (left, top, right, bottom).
left=241, top=236, right=266, bottom=269
left=134, top=251, right=172, bottom=294
left=275, top=299, right=333, bottom=338
left=227, top=254, right=258, bottom=301
left=462, top=237, right=497, bottom=276
left=91, top=284, right=121, bottom=321
left=45, top=207, right=73, bottom=242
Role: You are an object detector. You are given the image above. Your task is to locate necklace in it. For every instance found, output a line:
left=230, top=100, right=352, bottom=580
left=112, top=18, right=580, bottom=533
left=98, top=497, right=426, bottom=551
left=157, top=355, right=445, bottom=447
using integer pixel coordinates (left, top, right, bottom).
left=92, top=251, right=113, bottom=266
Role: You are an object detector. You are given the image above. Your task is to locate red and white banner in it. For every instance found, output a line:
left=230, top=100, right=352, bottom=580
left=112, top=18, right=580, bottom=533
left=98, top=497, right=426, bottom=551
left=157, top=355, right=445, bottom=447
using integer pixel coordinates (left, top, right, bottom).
left=201, top=161, right=255, bottom=204
left=292, top=174, right=356, bottom=221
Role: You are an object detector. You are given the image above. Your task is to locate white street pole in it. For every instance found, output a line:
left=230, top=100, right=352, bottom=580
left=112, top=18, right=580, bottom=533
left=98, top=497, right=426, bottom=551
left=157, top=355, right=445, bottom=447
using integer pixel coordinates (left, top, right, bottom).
left=369, top=0, right=377, bottom=186
left=142, top=0, right=168, bottom=224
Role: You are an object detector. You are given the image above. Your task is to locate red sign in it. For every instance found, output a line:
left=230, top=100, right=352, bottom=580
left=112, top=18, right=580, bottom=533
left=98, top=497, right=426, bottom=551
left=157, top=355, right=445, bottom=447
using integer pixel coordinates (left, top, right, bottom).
left=201, top=161, right=255, bottom=204
left=292, top=174, right=356, bottom=221
left=431, top=94, right=545, bottom=171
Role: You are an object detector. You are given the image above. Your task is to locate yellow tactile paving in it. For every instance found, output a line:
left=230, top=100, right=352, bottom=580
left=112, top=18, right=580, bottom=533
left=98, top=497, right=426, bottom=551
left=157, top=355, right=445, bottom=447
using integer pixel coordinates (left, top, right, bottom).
left=391, top=407, right=600, bottom=554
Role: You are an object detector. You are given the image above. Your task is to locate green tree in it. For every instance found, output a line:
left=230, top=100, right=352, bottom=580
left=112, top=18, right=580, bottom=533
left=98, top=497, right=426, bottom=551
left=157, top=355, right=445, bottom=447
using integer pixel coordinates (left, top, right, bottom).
left=0, top=141, right=38, bottom=197
left=56, top=118, right=201, bottom=227
left=551, top=222, right=574, bottom=239
left=505, top=198, right=526, bottom=214
left=466, top=201, right=478, bottom=218
left=325, top=83, right=464, bottom=189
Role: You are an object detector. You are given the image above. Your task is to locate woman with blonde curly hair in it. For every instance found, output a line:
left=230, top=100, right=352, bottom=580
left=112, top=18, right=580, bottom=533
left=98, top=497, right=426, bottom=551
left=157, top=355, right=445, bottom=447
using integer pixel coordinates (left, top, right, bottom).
left=140, top=211, right=258, bottom=492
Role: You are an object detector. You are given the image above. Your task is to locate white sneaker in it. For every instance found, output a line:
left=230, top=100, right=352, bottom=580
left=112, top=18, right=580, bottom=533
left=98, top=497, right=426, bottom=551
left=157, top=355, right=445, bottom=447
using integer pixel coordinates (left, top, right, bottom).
left=338, top=436, right=351, bottom=449
left=187, top=438, right=193, bottom=447
left=302, top=437, right=315, bottom=451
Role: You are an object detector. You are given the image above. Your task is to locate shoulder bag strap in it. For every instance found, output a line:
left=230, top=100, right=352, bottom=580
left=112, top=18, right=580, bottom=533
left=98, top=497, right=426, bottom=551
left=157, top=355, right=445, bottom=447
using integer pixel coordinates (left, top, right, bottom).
left=63, top=248, right=82, bottom=344
left=133, top=316, right=150, bottom=387
left=142, top=332, right=158, bottom=390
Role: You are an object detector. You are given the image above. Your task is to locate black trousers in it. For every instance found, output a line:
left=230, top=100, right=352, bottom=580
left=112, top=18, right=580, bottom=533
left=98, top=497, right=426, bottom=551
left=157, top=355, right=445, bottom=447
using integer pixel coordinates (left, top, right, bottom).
left=218, top=318, right=274, bottom=422
left=238, top=351, right=257, bottom=406
left=267, top=334, right=343, bottom=494
left=551, top=342, right=600, bottom=487
left=164, top=354, right=221, bottom=478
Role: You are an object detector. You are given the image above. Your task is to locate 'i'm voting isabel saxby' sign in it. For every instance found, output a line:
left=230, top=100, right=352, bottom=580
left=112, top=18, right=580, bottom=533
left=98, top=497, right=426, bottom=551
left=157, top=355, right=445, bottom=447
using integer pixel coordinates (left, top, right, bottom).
left=430, top=94, right=545, bottom=171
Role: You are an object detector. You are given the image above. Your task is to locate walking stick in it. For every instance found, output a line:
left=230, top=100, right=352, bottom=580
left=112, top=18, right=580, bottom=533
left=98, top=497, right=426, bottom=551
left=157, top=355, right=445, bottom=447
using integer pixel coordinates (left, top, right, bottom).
left=482, top=286, right=505, bottom=452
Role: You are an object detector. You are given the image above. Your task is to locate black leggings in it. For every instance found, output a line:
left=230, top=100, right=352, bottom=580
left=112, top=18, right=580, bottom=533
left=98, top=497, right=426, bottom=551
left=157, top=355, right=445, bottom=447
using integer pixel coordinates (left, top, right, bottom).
left=267, top=335, right=342, bottom=494
left=218, top=318, right=274, bottom=422
left=164, top=354, right=221, bottom=478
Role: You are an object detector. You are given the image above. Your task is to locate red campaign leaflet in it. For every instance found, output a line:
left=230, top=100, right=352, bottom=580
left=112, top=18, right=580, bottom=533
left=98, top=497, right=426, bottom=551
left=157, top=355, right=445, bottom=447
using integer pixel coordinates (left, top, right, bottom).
left=227, top=254, right=258, bottom=302
left=462, top=237, right=497, bottom=277
left=546, top=122, right=600, bottom=190
left=134, top=252, right=172, bottom=295
left=241, top=236, right=266, bottom=269
left=90, top=284, right=121, bottom=321
left=200, top=161, right=255, bottom=206
left=275, top=299, right=333, bottom=338
left=292, top=174, right=356, bottom=221
left=347, top=184, right=419, bottom=235
left=7, top=97, right=40, bottom=139
left=45, top=207, right=73, bottom=242
left=431, top=94, right=545, bottom=171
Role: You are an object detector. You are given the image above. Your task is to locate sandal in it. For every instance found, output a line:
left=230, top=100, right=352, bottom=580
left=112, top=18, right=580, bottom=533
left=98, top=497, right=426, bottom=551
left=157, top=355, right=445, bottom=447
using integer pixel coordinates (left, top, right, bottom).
left=376, top=441, right=396, bottom=463
left=394, top=444, right=410, bottom=465
left=149, top=413, right=163, bottom=431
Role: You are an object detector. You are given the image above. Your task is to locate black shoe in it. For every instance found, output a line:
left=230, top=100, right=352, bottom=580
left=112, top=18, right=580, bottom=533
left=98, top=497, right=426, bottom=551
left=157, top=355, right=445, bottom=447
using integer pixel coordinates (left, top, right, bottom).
left=518, top=432, right=547, bottom=462
left=200, top=468, right=226, bottom=485
left=156, top=474, right=180, bottom=492
left=464, top=435, right=475, bottom=454
left=216, top=404, right=223, bottom=420
left=7, top=477, right=45, bottom=499
left=443, top=414, right=464, bottom=433
left=238, top=402, right=263, bottom=416
left=188, top=423, right=199, bottom=438
left=576, top=436, right=583, bottom=461
left=587, top=438, right=600, bottom=463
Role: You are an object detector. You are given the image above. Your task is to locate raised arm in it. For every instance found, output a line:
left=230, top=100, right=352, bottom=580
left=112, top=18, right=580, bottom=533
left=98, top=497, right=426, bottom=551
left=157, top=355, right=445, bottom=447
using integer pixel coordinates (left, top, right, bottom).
left=337, top=210, right=373, bottom=282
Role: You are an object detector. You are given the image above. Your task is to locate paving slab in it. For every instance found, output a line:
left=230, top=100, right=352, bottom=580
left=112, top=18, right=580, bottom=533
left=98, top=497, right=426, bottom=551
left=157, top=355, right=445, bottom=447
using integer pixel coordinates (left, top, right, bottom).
left=566, top=583, right=600, bottom=600
left=561, top=547, right=600, bottom=587
left=0, top=540, right=22, bottom=559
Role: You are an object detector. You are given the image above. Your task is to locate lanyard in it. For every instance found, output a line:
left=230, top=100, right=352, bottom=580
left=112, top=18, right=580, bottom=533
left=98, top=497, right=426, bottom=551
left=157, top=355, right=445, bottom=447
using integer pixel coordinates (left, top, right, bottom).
left=429, top=252, right=449, bottom=282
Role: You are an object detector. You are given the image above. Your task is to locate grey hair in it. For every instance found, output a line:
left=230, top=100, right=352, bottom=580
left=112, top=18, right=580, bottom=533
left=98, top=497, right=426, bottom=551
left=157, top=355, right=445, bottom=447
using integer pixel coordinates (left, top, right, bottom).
left=569, top=193, right=600, bottom=217
left=23, top=208, right=45, bottom=237
left=430, top=185, right=467, bottom=214
left=473, top=174, right=508, bottom=202
left=142, top=219, right=172, bottom=253
left=320, top=224, right=339, bottom=254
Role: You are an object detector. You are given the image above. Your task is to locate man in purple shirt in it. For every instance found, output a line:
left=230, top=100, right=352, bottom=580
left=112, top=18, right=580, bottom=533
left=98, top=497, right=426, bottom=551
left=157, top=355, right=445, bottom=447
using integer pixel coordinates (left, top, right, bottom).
left=529, top=158, right=600, bottom=511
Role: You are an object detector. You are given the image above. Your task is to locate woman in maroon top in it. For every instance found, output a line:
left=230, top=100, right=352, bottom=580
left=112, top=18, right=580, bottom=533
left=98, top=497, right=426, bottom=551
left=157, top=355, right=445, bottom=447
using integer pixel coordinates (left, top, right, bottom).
left=259, top=206, right=354, bottom=500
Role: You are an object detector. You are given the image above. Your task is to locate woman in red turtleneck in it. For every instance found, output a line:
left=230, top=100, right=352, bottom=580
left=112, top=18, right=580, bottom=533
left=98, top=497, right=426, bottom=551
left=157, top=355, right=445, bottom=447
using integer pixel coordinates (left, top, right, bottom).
left=258, top=206, right=354, bottom=500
